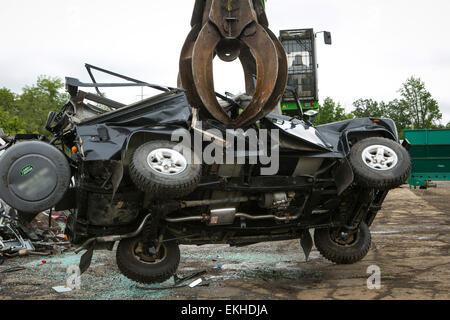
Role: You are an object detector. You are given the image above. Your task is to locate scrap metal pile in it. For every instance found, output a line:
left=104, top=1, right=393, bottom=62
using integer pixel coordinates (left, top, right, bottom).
left=179, top=0, right=288, bottom=127
left=0, top=201, right=70, bottom=259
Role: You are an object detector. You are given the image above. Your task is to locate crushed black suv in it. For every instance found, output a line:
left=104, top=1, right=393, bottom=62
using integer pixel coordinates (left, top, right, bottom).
left=0, top=66, right=411, bottom=283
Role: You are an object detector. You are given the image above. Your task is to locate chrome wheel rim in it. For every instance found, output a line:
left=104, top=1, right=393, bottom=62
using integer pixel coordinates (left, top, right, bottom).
left=361, top=145, right=398, bottom=171
left=147, top=148, right=188, bottom=175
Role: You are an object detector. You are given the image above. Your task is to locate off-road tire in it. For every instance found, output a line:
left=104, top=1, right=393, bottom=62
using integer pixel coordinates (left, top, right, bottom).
left=314, top=222, right=371, bottom=264
left=129, top=140, right=201, bottom=199
left=116, top=238, right=180, bottom=284
left=0, top=140, right=71, bottom=213
left=349, top=137, right=411, bottom=190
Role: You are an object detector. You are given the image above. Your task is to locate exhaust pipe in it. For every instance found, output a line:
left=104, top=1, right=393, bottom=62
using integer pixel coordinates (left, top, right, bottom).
left=165, top=195, right=311, bottom=224
left=165, top=211, right=305, bottom=224
left=74, top=213, right=152, bottom=254
left=165, top=216, right=206, bottom=223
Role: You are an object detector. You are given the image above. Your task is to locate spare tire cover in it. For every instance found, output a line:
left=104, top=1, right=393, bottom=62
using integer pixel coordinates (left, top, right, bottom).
left=0, top=141, right=71, bottom=213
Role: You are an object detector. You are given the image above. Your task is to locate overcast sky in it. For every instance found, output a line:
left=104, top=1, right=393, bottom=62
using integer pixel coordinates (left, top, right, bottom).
left=1, top=0, right=449, bottom=124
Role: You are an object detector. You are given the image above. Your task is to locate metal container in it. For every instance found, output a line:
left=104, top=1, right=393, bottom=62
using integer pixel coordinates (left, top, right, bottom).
left=404, top=129, right=450, bottom=188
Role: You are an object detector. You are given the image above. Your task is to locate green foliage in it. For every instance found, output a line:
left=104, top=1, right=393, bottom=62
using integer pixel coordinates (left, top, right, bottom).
left=350, top=76, right=443, bottom=135
left=383, top=99, right=411, bottom=132
left=352, top=99, right=387, bottom=118
left=0, top=76, right=68, bottom=136
left=0, top=88, right=16, bottom=108
left=306, top=77, right=442, bottom=130
left=399, top=77, right=442, bottom=129
left=0, top=110, right=26, bottom=134
left=314, top=97, right=353, bottom=125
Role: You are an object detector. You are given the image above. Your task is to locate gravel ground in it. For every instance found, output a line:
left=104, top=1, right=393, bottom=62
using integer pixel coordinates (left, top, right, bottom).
left=0, top=183, right=449, bottom=300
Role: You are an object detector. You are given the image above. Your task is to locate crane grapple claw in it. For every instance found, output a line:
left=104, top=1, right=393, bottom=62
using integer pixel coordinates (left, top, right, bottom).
left=179, top=0, right=288, bottom=128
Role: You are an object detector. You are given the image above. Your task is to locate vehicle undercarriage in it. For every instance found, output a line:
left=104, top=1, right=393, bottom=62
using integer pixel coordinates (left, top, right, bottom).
left=0, top=1, right=411, bottom=284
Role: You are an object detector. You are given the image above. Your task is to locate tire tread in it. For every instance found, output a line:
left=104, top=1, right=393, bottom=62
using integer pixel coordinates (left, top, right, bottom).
left=116, top=239, right=180, bottom=284
left=349, top=137, right=411, bottom=190
left=129, top=141, right=201, bottom=199
left=314, top=223, right=371, bottom=265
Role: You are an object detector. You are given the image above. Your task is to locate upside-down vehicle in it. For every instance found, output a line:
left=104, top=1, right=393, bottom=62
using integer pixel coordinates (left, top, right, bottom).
left=0, top=1, right=411, bottom=283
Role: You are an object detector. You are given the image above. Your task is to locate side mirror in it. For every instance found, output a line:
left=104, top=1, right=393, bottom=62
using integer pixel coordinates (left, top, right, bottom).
left=324, top=32, right=332, bottom=45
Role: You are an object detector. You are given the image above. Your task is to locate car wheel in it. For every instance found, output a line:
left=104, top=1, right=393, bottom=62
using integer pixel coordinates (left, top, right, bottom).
left=116, top=237, right=180, bottom=284
left=0, top=141, right=71, bottom=213
left=314, top=222, right=371, bottom=264
left=129, top=140, right=201, bottom=199
left=348, top=137, right=411, bottom=190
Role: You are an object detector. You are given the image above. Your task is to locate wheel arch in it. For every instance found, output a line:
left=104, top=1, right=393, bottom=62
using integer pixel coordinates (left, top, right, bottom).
left=122, top=126, right=189, bottom=166
left=341, top=128, right=398, bottom=156
left=347, top=129, right=397, bottom=144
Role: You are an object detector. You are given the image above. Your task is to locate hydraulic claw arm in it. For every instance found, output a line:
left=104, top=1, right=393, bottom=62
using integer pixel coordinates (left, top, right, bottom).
left=179, top=0, right=288, bottom=128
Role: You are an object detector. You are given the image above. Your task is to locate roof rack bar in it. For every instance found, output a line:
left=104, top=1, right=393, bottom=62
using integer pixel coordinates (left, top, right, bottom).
left=85, top=63, right=172, bottom=93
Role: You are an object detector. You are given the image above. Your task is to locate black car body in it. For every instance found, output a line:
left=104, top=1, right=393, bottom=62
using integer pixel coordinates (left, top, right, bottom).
left=0, top=68, right=411, bottom=283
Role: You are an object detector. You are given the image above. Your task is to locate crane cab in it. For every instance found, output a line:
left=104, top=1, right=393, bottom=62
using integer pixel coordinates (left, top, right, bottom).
left=279, top=28, right=331, bottom=117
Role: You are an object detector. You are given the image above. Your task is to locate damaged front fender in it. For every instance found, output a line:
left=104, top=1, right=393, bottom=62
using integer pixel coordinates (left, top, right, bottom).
left=73, top=92, right=193, bottom=162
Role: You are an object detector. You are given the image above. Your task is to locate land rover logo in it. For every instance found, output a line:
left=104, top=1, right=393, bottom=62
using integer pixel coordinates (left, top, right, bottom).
left=19, top=165, right=34, bottom=176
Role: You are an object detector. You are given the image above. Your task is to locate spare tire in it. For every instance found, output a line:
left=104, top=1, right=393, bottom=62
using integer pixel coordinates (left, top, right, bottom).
left=348, top=137, right=411, bottom=190
left=129, top=140, right=201, bottom=199
left=0, top=141, right=71, bottom=213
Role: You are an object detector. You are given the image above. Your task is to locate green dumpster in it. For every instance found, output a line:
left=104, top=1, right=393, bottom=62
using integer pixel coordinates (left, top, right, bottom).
left=404, top=129, right=450, bottom=188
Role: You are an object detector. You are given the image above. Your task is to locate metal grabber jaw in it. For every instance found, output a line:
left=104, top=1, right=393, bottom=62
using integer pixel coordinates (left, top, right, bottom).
left=179, top=0, right=288, bottom=128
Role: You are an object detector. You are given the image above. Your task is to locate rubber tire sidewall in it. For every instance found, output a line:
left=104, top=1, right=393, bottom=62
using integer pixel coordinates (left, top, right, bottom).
left=116, top=238, right=180, bottom=284
left=314, top=222, right=371, bottom=265
left=349, top=137, right=411, bottom=190
left=129, top=140, right=201, bottom=199
left=0, top=141, right=71, bottom=213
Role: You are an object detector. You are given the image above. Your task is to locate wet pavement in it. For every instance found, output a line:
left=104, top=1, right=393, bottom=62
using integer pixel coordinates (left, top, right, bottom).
left=0, top=183, right=449, bottom=300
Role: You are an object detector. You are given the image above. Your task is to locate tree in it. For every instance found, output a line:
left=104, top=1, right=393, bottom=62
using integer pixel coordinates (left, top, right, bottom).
left=18, top=76, right=68, bottom=134
left=314, top=97, right=353, bottom=125
left=0, top=110, right=26, bottom=134
left=352, top=99, right=387, bottom=118
left=0, top=88, right=16, bottom=109
left=0, top=88, right=24, bottom=134
left=0, top=76, right=68, bottom=136
left=384, top=98, right=412, bottom=133
left=399, top=77, right=441, bottom=129
left=350, top=77, right=442, bottom=134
